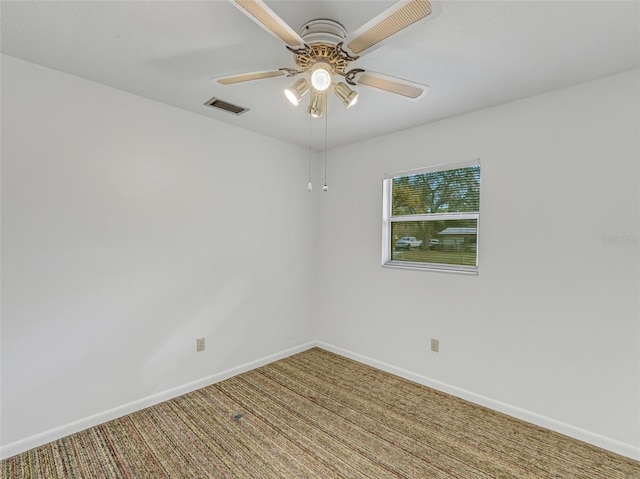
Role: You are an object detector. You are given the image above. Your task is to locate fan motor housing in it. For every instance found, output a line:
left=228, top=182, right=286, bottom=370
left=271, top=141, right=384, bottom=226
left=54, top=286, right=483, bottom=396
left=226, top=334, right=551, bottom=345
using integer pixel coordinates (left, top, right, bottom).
left=299, top=19, right=346, bottom=44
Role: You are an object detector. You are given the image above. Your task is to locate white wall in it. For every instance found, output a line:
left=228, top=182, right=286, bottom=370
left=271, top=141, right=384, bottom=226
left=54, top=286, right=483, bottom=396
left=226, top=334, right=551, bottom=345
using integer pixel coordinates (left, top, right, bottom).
left=0, top=55, right=316, bottom=454
left=315, top=69, right=640, bottom=457
left=2, top=54, right=639, bottom=460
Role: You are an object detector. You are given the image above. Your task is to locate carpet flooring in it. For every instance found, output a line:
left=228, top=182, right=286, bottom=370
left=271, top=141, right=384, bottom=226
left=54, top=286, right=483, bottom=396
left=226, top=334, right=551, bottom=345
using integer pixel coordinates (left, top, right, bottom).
left=2, top=347, right=639, bottom=478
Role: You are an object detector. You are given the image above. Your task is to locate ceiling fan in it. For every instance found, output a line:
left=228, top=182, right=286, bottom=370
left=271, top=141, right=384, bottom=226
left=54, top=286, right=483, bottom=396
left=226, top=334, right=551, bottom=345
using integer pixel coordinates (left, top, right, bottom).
left=213, top=0, right=437, bottom=117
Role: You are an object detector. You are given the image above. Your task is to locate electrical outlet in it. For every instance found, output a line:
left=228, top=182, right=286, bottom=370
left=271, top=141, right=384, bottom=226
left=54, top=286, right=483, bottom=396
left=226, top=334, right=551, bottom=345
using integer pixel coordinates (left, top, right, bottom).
left=430, top=338, right=439, bottom=353
left=196, top=337, right=205, bottom=352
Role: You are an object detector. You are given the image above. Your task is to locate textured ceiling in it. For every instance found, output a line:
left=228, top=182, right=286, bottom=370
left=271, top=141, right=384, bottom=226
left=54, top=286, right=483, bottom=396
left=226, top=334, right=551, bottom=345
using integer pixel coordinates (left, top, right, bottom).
left=2, top=1, right=639, bottom=150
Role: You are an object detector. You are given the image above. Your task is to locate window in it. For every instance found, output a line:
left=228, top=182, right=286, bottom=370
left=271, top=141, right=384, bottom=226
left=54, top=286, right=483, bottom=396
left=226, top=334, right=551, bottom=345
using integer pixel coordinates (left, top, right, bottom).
left=382, top=159, right=480, bottom=274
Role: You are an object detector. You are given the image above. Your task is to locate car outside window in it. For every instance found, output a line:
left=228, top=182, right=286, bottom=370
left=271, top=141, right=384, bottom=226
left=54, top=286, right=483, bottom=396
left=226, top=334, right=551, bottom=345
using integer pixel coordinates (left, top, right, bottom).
left=382, top=159, right=480, bottom=274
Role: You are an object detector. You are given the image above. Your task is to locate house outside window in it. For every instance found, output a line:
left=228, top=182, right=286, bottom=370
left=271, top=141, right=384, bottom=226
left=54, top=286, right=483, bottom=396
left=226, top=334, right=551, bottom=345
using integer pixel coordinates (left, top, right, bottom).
left=382, top=159, right=480, bottom=274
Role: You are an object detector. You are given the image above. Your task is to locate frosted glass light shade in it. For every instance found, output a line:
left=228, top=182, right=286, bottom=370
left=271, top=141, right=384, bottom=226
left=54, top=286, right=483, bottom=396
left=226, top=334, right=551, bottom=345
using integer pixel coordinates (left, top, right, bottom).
left=311, top=62, right=332, bottom=91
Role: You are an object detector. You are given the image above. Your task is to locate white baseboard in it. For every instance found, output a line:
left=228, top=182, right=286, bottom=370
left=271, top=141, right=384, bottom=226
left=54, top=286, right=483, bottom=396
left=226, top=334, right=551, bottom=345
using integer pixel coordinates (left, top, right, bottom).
left=2, top=340, right=638, bottom=462
left=315, top=341, right=640, bottom=461
left=0, top=342, right=316, bottom=460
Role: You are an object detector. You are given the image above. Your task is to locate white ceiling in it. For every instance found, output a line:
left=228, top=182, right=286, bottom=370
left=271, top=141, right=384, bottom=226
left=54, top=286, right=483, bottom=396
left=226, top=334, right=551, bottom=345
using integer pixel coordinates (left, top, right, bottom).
left=2, top=1, right=639, bottom=150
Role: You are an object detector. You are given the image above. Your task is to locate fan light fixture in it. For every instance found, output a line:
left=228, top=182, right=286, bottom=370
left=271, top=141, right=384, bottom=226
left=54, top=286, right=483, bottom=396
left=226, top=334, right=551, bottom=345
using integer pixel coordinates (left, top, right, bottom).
left=283, top=46, right=361, bottom=118
left=284, top=78, right=310, bottom=105
left=334, top=82, right=359, bottom=108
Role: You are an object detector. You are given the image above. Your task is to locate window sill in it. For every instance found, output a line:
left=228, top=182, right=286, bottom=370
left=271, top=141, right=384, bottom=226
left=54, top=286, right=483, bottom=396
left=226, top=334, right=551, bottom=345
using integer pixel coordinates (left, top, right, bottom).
left=382, top=261, right=478, bottom=275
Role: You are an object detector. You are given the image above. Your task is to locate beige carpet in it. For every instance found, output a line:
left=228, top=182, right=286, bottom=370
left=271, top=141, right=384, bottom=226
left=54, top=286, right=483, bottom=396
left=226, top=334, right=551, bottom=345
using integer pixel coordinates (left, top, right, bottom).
left=2, top=347, right=639, bottom=478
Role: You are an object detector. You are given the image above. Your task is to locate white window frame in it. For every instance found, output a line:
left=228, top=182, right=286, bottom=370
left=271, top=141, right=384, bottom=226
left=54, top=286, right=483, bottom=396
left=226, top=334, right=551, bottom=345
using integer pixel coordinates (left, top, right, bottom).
left=382, top=159, right=480, bottom=274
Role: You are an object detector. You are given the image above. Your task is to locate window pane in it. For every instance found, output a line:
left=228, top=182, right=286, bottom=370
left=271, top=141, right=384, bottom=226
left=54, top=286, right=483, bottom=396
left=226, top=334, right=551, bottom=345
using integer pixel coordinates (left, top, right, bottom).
left=392, top=165, right=480, bottom=216
left=391, top=219, right=478, bottom=266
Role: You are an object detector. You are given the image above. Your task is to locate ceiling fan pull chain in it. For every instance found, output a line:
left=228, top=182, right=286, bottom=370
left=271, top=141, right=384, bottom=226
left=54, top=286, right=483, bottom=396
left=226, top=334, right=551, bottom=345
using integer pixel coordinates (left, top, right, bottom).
left=307, top=110, right=313, bottom=192
left=323, top=97, right=329, bottom=192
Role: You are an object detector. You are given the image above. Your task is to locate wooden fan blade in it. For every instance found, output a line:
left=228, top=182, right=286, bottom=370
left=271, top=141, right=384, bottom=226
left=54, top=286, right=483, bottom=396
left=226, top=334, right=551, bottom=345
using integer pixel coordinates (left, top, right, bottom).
left=356, top=71, right=428, bottom=100
left=214, top=70, right=287, bottom=85
left=230, top=0, right=305, bottom=48
left=346, top=0, right=434, bottom=55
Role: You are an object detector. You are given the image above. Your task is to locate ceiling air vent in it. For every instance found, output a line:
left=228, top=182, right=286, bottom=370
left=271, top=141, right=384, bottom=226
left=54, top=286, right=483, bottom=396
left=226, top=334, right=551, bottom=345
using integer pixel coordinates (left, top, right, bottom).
left=204, top=97, right=249, bottom=115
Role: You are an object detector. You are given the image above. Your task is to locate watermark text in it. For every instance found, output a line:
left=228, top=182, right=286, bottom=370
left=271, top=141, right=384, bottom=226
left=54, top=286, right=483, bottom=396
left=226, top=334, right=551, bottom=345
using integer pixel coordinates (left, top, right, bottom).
left=601, top=234, right=639, bottom=245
